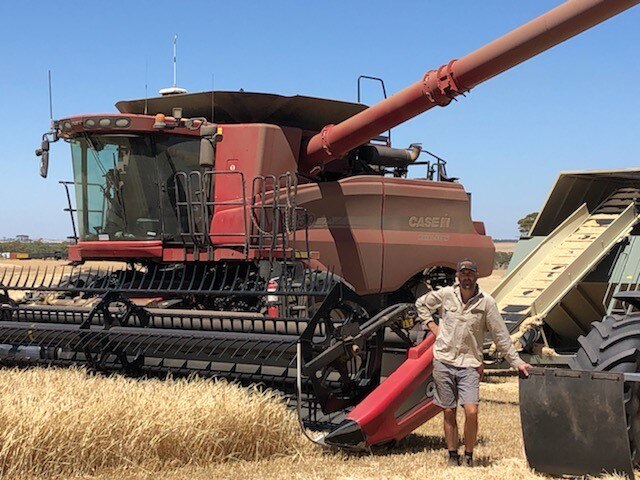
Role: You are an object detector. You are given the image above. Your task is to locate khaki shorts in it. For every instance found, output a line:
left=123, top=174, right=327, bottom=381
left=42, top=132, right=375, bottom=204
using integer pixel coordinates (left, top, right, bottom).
left=432, top=359, right=480, bottom=409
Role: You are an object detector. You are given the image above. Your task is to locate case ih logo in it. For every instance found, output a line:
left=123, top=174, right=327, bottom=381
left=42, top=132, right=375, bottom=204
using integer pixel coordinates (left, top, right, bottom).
left=408, top=216, right=451, bottom=229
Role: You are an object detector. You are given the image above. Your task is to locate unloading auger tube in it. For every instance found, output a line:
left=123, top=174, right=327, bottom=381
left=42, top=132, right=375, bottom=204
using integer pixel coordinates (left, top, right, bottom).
left=301, top=0, right=640, bottom=172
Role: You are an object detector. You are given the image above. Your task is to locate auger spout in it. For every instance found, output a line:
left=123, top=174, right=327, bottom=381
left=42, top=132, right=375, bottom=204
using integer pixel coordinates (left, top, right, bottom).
left=301, top=0, right=640, bottom=171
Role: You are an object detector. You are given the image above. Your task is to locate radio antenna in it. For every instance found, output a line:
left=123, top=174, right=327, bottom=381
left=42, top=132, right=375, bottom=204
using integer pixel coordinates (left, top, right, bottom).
left=48, top=70, right=53, bottom=121
left=211, top=73, right=216, bottom=123
left=144, top=59, right=148, bottom=115
left=159, top=34, right=187, bottom=96
left=173, top=35, right=178, bottom=87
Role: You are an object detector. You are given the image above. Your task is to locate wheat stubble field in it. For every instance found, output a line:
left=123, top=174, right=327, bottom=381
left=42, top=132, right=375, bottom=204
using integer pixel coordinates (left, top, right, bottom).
left=0, top=257, right=630, bottom=479
left=0, top=368, right=629, bottom=480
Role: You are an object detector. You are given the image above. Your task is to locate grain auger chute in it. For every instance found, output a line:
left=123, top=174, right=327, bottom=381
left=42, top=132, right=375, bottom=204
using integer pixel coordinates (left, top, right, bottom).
left=3, top=0, right=639, bottom=454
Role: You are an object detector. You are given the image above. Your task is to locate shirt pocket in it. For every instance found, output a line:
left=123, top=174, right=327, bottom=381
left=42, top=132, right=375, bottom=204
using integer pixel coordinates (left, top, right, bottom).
left=437, top=304, right=458, bottom=343
left=442, top=300, right=460, bottom=316
left=467, top=308, right=485, bottom=335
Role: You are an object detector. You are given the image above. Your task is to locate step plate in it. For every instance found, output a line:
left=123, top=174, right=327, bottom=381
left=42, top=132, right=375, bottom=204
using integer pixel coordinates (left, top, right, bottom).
left=520, top=368, right=634, bottom=479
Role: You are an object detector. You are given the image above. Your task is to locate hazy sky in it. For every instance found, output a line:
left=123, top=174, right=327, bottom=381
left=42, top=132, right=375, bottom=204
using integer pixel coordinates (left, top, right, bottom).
left=0, top=1, right=638, bottom=240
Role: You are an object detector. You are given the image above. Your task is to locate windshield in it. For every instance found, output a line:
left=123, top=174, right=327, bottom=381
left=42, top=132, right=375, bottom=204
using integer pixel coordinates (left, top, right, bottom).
left=70, top=133, right=201, bottom=241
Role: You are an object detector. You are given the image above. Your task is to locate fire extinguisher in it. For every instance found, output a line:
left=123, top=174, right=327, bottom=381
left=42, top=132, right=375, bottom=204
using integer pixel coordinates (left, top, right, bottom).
left=266, top=278, right=279, bottom=318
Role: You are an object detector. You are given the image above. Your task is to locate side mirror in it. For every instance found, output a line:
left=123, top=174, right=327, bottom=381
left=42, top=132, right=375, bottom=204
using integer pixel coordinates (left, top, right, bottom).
left=36, top=138, right=51, bottom=178
left=199, top=125, right=223, bottom=168
left=199, top=138, right=215, bottom=168
left=39, top=150, right=49, bottom=178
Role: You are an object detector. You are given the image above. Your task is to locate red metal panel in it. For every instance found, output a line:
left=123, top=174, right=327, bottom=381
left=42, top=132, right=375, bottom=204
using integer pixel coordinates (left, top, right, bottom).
left=210, top=124, right=301, bottom=246
left=380, top=178, right=494, bottom=292
left=293, top=177, right=384, bottom=294
left=68, top=241, right=163, bottom=261
left=346, top=334, right=441, bottom=446
left=57, top=114, right=204, bottom=139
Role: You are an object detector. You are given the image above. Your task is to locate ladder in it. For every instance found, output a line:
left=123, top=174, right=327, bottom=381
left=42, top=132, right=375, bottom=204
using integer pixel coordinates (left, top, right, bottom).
left=492, top=188, right=640, bottom=333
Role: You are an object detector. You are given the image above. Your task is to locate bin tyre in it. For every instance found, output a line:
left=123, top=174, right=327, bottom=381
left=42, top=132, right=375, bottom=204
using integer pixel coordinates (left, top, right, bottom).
left=570, top=313, right=640, bottom=465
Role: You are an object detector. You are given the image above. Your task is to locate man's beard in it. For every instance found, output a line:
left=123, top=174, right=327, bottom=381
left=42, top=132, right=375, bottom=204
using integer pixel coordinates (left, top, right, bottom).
left=460, top=279, right=475, bottom=290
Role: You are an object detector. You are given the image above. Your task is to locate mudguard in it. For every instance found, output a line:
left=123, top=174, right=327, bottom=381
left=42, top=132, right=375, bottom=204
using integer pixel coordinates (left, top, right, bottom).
left=520, top=368, right=634, bottom=479
left=324, top=333, right=441, bottom=448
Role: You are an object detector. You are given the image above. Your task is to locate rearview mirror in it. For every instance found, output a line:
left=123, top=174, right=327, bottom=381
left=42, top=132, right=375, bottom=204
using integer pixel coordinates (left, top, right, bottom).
left=36, top=137, right=51, bottom=178
left=199, top=125, right=222, bottom=168
left=39, top=150, right=49, bottom=178
left=199, top=138, right=215, bottom=168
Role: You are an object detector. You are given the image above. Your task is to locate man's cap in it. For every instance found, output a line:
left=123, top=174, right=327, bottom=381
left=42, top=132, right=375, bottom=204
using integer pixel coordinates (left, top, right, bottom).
left=456, top=259, right=478, bottom=272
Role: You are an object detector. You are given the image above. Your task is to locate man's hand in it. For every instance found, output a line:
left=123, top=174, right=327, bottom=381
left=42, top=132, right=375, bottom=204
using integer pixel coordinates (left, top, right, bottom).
left=424, top=321, right=439, bottom=337
left=517, top=363, right=533, bottom=377
left=476, top=363, right=484, bottom=381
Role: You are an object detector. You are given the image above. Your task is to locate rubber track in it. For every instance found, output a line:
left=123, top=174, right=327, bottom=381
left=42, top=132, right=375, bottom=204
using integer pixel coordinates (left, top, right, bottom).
left=570, top=313, right=640, bottom=464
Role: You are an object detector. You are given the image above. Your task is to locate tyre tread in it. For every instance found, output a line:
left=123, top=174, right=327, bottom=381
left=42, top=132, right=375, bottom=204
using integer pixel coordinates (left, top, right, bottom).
left=570, top=313, right=640, bottom=465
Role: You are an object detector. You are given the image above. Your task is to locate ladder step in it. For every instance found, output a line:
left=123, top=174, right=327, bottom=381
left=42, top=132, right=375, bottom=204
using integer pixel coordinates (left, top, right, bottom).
left=596, top=207, right=630, bottom=214
left=514, top=285, right=546, bottom=291
left=509, top=295, right=538, bottom=301
left=559, top=241, right=598, bottom=247
left=601, top=199, right=636, bottom=206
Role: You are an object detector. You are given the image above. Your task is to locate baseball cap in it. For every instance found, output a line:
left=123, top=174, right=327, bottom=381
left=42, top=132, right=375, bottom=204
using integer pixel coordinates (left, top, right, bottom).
left=456, top=258, right=478, bottom=272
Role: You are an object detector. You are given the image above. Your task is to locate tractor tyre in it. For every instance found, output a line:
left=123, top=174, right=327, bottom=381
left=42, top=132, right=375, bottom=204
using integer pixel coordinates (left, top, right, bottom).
left=570, top=312, right=640, bottom=465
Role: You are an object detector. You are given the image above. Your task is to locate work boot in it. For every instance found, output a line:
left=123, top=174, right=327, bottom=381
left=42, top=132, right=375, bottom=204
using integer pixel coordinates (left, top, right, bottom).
left=461, top=452, right=474, bottom=467
left=447, top=451, right=460, bottom=467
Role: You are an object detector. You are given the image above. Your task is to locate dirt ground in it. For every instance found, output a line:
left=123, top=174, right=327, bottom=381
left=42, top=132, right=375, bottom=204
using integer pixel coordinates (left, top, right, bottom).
left=493, top=241, right=517, bottom=253
left=478, top=269, right=506, bottom=294
left=0, top=259, right=125, bottom=269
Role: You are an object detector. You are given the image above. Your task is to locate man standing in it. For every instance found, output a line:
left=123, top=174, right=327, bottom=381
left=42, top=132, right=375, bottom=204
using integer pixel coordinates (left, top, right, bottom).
left=416, top=259, right=531, bottom=467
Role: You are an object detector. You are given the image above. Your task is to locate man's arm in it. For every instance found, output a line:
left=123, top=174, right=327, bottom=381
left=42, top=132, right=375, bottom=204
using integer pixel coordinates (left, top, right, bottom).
left=415, top=288, right=446, bottom=336
left=485, top=299, right=531, bottom=374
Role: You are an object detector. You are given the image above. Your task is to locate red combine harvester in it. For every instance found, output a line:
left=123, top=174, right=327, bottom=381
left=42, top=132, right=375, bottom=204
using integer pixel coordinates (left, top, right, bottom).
left=0, top=0, right=638, bottom=464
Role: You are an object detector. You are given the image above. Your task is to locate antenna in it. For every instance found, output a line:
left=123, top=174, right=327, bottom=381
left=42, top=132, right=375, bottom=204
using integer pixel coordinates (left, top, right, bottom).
left=159, top=34, right=188, bottom=96
left=144, top=59, right=148, bottom=115
left=47, top=70, right=53, bottom=121
left=211, top=73, right=216, bottom=123
left=173, top=35, right=178, bottom=88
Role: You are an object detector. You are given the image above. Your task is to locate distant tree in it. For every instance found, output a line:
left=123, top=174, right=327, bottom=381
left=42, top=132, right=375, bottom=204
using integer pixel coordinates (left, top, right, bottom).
left=0, top=241, right=69, bottom=258
left=517, top=212, right=538, bottom=236
left=494, top=251, right=513, bottom=269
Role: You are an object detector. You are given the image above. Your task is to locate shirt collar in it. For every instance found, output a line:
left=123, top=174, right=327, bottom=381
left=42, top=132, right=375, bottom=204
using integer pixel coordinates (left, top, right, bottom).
left=453, top=283, right=484, bottom=304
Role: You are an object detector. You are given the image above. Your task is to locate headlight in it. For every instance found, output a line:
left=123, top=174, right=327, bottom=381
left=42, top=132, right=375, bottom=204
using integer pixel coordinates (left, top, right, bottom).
left=114, top=118, right=131, bottom=128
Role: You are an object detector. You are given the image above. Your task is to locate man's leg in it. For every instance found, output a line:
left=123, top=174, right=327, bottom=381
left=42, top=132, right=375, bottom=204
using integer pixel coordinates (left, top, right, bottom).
left=443, top=407, right=458, bottom=451
left=432, top=360, right=459, bottom=465
left=457, top=367, right=481, bottom=466
left=462, top=403, right=478, bottom=453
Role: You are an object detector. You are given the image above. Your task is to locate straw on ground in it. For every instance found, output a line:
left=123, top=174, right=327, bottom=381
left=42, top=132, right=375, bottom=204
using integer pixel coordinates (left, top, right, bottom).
left=0, top=368, right=633, bottom=480
left=0, top=368, right=306, bottom=478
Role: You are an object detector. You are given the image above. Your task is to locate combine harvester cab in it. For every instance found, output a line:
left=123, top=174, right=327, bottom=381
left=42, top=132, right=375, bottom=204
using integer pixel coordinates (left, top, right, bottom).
left=1, top=0, right=639, bottom=460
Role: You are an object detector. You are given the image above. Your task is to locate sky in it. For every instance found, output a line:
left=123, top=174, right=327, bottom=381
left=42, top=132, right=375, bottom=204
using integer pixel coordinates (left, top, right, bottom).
left=0, top=1, right=638, bottom=240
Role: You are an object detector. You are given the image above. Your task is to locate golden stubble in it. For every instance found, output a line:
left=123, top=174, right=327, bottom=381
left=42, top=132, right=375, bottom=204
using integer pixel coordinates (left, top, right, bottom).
left=0, top=369, right=632, bottom=480
left=0, top=368, right=307, bottom=479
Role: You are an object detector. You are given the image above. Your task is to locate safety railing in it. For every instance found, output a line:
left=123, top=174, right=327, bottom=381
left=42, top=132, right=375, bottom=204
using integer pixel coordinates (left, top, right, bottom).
left=250, top=172, right=311, bottom=261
